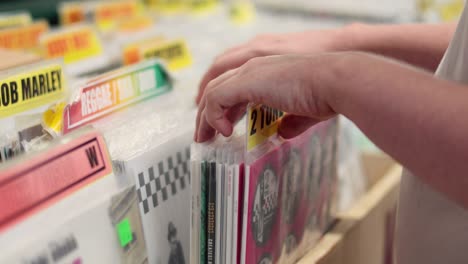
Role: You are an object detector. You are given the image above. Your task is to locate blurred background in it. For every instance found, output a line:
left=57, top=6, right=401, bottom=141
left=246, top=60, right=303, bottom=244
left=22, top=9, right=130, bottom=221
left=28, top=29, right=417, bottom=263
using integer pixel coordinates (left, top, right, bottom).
left=0, top=0, right=463, bottom=24
left=0, top=0, right=463, bottom=25
left=0, top=1, right=464, bottom=264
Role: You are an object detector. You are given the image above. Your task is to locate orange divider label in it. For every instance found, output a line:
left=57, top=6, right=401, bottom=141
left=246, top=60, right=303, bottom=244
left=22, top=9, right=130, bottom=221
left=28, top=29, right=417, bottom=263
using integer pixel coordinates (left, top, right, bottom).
left=0, top=130, right=113, bottom=230
left=0, top=20, right=49, bottom=50
left=95, top=1, right=140, bottom=21
left=123, top=36, right=165, bottom=65
left=60, top=4, right=86, bottom=25
left=95, top=1, right=142, bottom=31
left=41, top=25, right=103, bottom=64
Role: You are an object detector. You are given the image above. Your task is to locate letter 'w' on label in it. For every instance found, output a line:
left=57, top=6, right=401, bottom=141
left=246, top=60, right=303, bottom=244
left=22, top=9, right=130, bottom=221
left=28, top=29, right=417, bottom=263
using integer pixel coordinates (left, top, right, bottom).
left=0, top=128, right=113, bottom=230
left=0, top=59, right=67, bottom=119
left=246, top=104, right=284, bottom=151
left=116, top=218, right=133, bottom=247
left=62, top=59, right=172, bottom=134
left=86, top=146, right=99, bottom=168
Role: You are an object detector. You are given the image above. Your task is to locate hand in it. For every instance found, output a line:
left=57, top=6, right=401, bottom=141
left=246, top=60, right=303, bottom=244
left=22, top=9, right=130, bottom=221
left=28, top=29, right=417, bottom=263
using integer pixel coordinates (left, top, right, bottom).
left=195, top=53, right=345, bottom=143
left=196, top=28, right=346, bottom=104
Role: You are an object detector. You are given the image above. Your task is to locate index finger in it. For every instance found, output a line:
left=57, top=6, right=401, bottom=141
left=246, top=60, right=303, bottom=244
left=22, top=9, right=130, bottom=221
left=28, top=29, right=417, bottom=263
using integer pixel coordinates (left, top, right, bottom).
left=196, top=48, right=259, bottom=104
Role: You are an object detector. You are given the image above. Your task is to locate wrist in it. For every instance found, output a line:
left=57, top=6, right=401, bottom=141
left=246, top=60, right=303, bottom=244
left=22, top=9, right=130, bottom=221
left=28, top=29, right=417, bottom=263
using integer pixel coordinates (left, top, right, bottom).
left=331, top=22, right=369, bottom=52
left=301, top=52, right=356, bottom=117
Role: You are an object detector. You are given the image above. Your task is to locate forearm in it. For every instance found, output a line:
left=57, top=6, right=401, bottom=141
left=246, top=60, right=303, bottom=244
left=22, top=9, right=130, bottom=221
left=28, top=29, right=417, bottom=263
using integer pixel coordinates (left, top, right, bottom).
left=326, top=53, right=468, bottom=208
left=334, top=22, right=456, bottom=72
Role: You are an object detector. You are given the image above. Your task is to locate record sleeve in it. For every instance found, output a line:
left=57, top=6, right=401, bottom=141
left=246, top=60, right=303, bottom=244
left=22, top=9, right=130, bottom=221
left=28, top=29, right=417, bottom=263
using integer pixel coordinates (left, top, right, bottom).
left=207, top=161, right=217, bottom=264
left=241, top=148, right=282, bottom=264
left=200, top=161, right=208, bottom=264
left=225, top=163, right=234, bottom=264
left=190, top=156, right=200, bottom=264
left=117, top=128, right=192, bottom=264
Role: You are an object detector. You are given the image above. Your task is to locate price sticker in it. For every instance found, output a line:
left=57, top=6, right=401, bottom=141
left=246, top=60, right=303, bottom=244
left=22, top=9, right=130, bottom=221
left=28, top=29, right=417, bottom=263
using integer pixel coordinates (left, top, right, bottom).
left=117, top=218, right=133, bottom=247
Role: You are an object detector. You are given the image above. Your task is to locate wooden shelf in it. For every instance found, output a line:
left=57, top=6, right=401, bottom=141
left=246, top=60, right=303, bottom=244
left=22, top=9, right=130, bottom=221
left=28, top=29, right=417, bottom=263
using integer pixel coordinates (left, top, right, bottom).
left=298, top=153, right=402, bottom=264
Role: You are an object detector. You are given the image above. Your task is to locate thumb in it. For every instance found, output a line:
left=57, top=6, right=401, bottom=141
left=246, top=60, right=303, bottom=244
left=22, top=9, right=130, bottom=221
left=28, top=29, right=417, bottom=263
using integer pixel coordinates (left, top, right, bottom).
left=278, top=114, right=321, bottom=139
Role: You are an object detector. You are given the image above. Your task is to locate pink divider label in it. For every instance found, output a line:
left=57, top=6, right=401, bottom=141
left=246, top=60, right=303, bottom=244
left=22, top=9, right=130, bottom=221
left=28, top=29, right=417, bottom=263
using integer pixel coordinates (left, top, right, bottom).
left=0, top=131, right=113, bottom=230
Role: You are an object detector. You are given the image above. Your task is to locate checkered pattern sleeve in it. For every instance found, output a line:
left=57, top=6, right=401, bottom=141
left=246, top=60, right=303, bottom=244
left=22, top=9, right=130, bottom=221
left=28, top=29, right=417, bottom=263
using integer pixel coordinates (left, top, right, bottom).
left=136, top=147, right=191, bottom=214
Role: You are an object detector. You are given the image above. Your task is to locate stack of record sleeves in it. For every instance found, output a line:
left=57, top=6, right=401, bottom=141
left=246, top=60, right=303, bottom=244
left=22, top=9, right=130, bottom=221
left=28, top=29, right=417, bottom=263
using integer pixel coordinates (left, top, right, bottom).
left=191, top=104, right=339, bottom=264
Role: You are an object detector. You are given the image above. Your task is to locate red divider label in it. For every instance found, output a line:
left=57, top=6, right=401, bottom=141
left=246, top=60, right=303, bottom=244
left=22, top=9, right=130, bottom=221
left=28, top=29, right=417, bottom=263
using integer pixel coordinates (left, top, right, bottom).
left=0, top=130, right=112, bottom=230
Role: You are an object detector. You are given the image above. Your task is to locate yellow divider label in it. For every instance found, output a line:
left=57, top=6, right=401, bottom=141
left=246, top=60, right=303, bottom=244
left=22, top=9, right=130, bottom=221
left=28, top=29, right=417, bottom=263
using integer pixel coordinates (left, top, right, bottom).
left=147, top=0, right=186, bottom=13
left=439, top=0, right=464, bottom=21
left=41, top=26, right=103, bottom=64
left=0, top=63, right=66, bottom=118
left=0, top=13, right=32, bottom=29
left=247, top=104, right=284, bottom=151
left=95, top=1, right=142, bottom=31
left=123, top=36, right=165, bottom=65
left=142, top=39, right=193, bottom=71
left=189, top=0, right=218, bottom=14
left=230, top=1, right=255, bottom=24
left=116, top=15, right=154, bottom=33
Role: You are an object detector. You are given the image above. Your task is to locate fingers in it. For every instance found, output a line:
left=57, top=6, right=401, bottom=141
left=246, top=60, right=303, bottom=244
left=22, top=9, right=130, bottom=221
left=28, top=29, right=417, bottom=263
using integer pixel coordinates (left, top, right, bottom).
left=194, top=53, right=341, bottom=143
left=195, top=54, right=333, bottom=143
left=196, top=108, right=216, bottom=143
left=225, top=102, right=248, bottom=124
left=198, top=88, right=247, bottom=142
left=196, top=75, right=252, bottom=142
left=195, top=68, right=239, bottom=141
left=195, top=56, right=289, bottom=142
left=196, top=48, right=261, bottom=104
left=278, top=114, right=322, bottom=139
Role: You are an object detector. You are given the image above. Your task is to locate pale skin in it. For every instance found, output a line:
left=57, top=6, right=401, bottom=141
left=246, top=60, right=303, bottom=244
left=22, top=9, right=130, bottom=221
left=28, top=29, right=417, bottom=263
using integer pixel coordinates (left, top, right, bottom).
left=194, top=22, right=468, bottom=210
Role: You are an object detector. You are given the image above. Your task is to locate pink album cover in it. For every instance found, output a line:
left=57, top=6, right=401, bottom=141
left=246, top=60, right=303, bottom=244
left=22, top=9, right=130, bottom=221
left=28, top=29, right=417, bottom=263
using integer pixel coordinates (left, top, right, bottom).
left=242, top=118, right=339, bottom=264
left=242, top=147, right=282, bottom=264
left=294, top=119, right=338, bottom=237
left=278, top=141, right=308, bottom=255
left=235, top=163, right=244, bottom=264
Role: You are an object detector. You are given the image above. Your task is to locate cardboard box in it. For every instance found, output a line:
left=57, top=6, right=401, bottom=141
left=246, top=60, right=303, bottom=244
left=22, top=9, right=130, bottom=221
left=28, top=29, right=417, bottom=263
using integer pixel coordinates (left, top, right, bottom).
left=298, top=152, right=402, bottom=264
